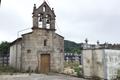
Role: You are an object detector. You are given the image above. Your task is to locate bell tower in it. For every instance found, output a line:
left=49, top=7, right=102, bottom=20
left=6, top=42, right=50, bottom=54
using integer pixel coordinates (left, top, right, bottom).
left=32, top=1, right=56, bottom=30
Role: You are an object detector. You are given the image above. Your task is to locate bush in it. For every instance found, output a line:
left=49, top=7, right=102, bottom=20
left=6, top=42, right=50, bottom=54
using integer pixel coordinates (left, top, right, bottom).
left=0, top=66, right=17, bottom=74
left=74, top=66, right=82, bottom=77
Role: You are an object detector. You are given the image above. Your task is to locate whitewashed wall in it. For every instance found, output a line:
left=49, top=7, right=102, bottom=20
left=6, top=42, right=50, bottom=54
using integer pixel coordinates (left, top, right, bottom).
left=104, top=49, right=120, bottom=80
left=82, top=50, right=93, bottom=77
left=82, top=49, right=120, bottom=80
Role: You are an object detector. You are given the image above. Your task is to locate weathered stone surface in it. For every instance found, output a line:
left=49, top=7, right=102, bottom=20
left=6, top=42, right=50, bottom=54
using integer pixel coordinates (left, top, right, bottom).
left=82, top=49, right=120, bottom=80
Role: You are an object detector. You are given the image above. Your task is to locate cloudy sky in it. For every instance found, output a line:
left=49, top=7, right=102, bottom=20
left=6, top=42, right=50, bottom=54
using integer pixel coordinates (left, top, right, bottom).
left=0, top=0, right=120, bottom=44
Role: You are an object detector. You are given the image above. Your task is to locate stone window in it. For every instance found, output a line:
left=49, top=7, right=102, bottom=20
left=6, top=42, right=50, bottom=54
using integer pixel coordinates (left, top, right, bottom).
left=27, top=49, right=31, bottom=53
left=43, top=6, right=46, bottom=12
left=44, top=39, right=47, bottom=46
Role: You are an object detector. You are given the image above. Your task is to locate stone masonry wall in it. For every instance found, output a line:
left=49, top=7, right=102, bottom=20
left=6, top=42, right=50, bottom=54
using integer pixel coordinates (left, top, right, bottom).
left=21, top=29, right=64, bottom=72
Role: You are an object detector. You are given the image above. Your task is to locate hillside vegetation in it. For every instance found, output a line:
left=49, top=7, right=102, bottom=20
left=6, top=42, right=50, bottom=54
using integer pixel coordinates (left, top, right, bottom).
left=64, top=40, right=82, bottom=53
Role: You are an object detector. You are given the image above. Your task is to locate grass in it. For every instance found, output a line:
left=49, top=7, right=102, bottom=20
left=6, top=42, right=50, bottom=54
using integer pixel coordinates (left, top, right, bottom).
left=64, top=61, right=79, bottom=69
left=0, top=66, right=17, bottom=75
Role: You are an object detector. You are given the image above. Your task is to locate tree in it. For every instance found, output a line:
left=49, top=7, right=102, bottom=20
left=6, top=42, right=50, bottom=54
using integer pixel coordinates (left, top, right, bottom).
left=64, top=40, right=82, bottom=53
left=0, top=41, right=10, bottom=54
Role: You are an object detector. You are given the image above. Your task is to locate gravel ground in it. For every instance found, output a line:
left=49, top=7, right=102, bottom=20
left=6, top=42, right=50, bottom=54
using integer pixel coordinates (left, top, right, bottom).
left=0, top=73, right=86, bottom=80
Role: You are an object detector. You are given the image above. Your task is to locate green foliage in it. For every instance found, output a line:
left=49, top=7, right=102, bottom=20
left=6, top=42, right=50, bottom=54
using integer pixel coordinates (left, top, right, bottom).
left=0, top=66, right=17, bottom=74
left=74, top=66, right=81, bottom=77
left=115, top=69, right=120, bottom=79
left=73, top=63, right=82, bottom=77
left=117, top=69, right=120, bottom=77
left=0, top=41, right=10, bottom=54
left=64, top=40, right=82, bottom=53
left=64, top=61, right=79, bottom=68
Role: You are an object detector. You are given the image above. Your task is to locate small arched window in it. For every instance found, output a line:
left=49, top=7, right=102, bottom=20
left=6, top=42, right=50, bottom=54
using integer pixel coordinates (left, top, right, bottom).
left=44, top=39, right=47, bottom=46
left=27, top=49, right=31, bottom=53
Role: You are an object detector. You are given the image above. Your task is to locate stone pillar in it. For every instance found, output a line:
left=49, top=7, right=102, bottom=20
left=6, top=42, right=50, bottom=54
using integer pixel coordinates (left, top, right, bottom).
left=50, top=19, right=55, bottom=29
left=42, top=14, right=46, bottom=28
left=32, top=4, right=38, bottom=29
left=32, top=16, right=38, bottom=29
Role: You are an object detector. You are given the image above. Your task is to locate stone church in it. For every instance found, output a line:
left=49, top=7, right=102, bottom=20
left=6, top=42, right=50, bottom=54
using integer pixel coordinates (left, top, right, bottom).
left=9, top=1, right=64, bottom=73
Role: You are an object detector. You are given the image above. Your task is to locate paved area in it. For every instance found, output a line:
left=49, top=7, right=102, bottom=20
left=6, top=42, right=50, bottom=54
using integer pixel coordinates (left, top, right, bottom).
left=0, top=73, right=86, bottom=80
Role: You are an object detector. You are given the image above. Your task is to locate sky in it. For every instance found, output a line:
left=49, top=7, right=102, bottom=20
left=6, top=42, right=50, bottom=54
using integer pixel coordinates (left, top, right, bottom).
left=0, top=0, right=120, bottom=44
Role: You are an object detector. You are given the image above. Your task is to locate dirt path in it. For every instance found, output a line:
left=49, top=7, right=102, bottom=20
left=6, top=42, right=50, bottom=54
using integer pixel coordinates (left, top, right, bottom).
left=0, top=73, right=86, bottom=80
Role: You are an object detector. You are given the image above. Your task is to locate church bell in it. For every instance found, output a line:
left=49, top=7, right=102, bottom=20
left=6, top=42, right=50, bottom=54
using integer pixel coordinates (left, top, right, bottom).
left=39, top=17, right=42, bottom=21
left=46, top=20, right=50, bottom=24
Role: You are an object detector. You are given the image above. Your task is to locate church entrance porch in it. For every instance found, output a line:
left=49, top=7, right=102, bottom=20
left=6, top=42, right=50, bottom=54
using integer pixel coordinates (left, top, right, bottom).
left=40, top=54, right=50, bottom=73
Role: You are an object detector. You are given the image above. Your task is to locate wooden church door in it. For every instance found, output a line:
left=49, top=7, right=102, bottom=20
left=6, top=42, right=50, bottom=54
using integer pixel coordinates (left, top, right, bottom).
left=40, top=54, right=50, bottom=73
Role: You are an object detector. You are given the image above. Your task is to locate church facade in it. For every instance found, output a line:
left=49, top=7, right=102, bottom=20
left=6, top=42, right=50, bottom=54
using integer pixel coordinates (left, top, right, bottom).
left=9, top=1, right=64, bottom=73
